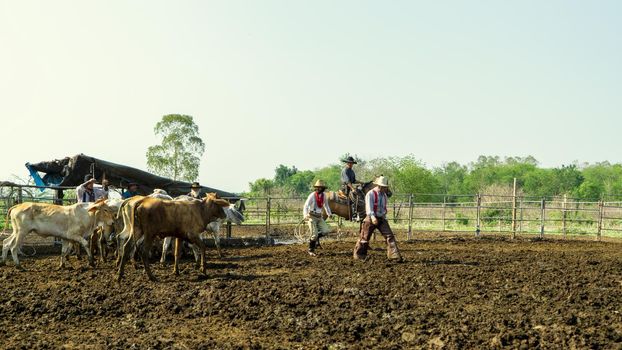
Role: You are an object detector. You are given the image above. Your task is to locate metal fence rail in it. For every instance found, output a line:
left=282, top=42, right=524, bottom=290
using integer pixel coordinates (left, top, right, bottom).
left=2, top=184, right=622, bottom=246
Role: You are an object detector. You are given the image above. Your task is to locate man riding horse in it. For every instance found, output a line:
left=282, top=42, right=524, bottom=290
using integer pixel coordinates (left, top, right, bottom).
left=341, top=156, right=364, bottom=221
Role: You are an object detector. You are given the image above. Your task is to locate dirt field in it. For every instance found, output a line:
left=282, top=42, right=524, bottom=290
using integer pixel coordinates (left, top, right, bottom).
left=0, top=234, right=621, bottom=349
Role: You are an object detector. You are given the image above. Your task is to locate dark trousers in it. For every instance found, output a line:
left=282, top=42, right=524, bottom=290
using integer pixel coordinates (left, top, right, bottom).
left=353, top=217, right=401, bottom=259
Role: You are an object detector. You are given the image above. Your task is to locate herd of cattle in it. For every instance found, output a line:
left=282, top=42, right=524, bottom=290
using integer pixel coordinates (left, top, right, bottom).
left=0, top=190, right=245, bottom=281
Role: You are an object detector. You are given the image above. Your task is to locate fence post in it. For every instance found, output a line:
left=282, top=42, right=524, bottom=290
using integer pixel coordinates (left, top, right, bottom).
left=562, top=194, right=567, bottom=239
left=266, top=197, right=271, bottom=238
left=512, top=178, right=517, bottom=239
left=519, top=199, right=523, bottom=233
left=407, top=194, right=413, bottom=241
left=540, top=198, right=546, bottom=238
left=475, top=193, right=482, bottom=237
left=597, top=200, right=603, bottom=241
left=442, top=196, right=446, bottom=232
left=17, top=186, right=23, bottom=204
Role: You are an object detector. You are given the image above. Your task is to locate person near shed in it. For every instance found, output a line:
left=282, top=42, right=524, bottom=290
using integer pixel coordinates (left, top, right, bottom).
left=341, top=156, right=363, bottom=220
left=76, top=174, right=109, bottom=203
left=303, top=180, right=332, bottom=257
left=188, top=182, right=203, bottom=199
left=353, top=176, right=403, bottom=261
left=122, top=182, right=140, bottom=199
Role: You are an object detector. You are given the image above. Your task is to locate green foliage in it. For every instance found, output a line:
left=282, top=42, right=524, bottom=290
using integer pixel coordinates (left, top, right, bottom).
left=274, top=165, right=298, bottom=186
left=146, top=114, right=205, bottom=182
left=313, top=164, right=342, bottom=190
left=244, top=154, right=622, bottom=200
left=248, top=178, right=275, bottom=196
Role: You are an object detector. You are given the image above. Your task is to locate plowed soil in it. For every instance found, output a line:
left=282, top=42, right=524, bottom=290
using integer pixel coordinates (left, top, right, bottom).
left=1, top=235, right=621, bottom=349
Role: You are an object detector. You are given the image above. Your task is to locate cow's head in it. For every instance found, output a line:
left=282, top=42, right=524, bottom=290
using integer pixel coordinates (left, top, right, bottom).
left=87, top=199, right=116, bottom=228
left=202, top=193, right=245, bottom=229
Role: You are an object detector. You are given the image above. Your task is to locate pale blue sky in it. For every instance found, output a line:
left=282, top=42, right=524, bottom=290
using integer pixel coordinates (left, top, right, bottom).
left=1, top=1, right=621, bottom=192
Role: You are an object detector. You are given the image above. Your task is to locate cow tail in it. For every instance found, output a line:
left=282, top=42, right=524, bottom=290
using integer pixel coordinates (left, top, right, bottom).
left=3, top=205, right=17, bottom=233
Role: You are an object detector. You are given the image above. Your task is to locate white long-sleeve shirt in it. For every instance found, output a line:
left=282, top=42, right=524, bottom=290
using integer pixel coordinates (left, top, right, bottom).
left=303, top=191, right=332, bottom=218
left=365, top=188, right=388, bottom=218
left=76, top=181, right=108, bottom=203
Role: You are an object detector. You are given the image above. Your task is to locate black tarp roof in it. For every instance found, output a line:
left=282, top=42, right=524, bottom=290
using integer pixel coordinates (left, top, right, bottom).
left=25, top=154, right=238, bottom=199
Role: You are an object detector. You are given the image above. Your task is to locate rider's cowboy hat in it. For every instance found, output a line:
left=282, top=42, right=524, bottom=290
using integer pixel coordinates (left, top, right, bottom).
left=190, top=182, right=201, bottom=189
left=313, top=179, right=327, bottom=188
left=342, top=156, right=357, bottom=164
left=373, top=176, right=389, bottom=187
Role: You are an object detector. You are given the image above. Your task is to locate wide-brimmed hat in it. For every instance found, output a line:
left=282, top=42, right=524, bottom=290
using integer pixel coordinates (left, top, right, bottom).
left=342, top=156, right=357, bottom=164
left=373, top=176, right=389, bottom=187
left=313, top=179, right=327, bottom=188
left=191, top=182, right=201, bottom=189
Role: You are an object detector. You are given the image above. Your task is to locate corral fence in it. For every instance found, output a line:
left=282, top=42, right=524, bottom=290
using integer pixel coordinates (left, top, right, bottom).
left=2, top=184, right=622, bottom=249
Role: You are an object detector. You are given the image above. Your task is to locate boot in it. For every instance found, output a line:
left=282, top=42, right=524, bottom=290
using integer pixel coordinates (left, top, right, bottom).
left=308, top=239, right=318, bottom=257
left=353, top=240, right=368, bottom=260
left=386, top=239, right=403, bottom=262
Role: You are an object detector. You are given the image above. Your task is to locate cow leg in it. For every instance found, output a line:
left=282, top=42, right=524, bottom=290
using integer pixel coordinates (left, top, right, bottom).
left=139, top=236, right=157, bottom=282
left=59, top=240, right=72, bottom=269
left=115, top=232, right=126, bottom=267
left=98, top=232, right=107, bottom=263
left=190, top=244, right=200, bottom=269
left=212, top=231, right=223, bottom=258
left=89, top=229, right=99, bottom=262
left=1, top=234, right=17, bottom=266
left=160, top=237, right=172, bottom=265
left=117, top=237, right=133, bottom=281
left=199, top=246, right=207, bottom=275
left=82, top=238, right=95, bottom=267
left=173, top=238, right=182, bottom=275
left=10, top=232, right=26, bottom=271
left=73, top=241, right=82, bottom=261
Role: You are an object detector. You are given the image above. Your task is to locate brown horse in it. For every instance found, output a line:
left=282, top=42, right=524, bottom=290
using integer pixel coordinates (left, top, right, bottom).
left=324, top=181, right=385, bottom=221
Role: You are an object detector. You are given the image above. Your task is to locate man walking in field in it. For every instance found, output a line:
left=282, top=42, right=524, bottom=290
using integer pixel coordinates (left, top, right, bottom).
left=353, top=176, right=403, bottom=261
left=303, top=180, right=332, bottom=257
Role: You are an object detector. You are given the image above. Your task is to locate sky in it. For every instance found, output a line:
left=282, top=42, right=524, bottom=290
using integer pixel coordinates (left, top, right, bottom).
left=1, top=1, right=621, bottom=193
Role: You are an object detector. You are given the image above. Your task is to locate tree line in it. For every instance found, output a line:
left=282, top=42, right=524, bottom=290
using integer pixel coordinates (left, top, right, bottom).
left=246, top=155, right=622, bottom=202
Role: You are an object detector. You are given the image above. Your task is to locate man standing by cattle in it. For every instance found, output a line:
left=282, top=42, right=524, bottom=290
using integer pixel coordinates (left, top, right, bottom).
left=303, top=180, right=332, bottom=257
left=76, top=174, right=109, bottom=203
left=122, top=182, right=140, bottom=199
left=353, top=176, right=403, bottom=262
left=188, top=181, right=203, bottom=199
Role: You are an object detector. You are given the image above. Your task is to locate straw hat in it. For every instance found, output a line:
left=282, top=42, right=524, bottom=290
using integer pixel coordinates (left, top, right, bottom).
left=313, top=179, right=327, bottom=188
left=373, top=176, right=389, bottom=187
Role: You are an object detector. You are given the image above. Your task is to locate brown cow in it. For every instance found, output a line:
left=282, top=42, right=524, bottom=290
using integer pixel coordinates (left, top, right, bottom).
left=117, top=193, right=235, bottom=281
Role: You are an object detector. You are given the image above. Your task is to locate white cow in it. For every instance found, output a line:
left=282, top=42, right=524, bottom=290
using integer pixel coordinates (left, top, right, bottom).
left=1, top=199, right=115, bottom=270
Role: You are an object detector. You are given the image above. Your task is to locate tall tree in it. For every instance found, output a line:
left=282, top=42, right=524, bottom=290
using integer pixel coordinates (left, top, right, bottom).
left=146, top=114, right=205, bottom=182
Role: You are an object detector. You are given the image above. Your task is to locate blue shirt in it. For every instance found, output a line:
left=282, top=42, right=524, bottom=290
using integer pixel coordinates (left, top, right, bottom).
left=122, top=191, right=139, bottom=199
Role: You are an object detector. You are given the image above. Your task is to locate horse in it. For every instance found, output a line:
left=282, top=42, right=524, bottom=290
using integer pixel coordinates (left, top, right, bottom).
left=324, top=181, right=372, bottom=222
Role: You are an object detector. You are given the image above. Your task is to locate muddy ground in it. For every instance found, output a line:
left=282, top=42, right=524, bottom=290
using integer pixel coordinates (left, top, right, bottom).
left=0, top=234, right=621, bottom=349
